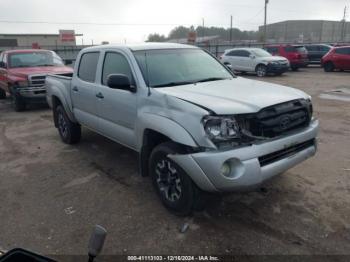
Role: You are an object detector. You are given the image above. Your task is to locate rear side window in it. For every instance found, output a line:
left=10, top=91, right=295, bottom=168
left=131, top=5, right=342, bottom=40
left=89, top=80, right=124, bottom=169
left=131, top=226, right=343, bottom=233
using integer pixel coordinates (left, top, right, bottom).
left=320, top=46, right=331, bottom=52
left=306, top=46, right=318, bottom=51
left=102, top=52, right=134, bottom=85
left=78, top=52, right=100, bottom=82
left=335, top=48, right=350, bottom=55
left=226, top=50, right=241, bottom=57
left=284, top=46, right=296, bottom=52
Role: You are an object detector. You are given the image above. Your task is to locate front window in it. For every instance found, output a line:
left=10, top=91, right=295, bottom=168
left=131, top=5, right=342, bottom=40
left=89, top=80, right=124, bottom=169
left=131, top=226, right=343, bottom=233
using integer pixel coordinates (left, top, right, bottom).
left=133, top=49, right=233, bottom=88
left=8, top=51, right=64, bottom=68
left=251, top=49, right=272, bottom=57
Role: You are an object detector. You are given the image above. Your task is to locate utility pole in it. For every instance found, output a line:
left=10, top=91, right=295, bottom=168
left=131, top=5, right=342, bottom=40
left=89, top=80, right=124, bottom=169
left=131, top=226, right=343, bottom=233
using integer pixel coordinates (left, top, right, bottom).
left=341, top=6, right=347, bottom=42
left=263, top=0, right=269, bottom=44
left=230, top=15, right=233, bottom=43
left=202, top=18, right=205, bottom=40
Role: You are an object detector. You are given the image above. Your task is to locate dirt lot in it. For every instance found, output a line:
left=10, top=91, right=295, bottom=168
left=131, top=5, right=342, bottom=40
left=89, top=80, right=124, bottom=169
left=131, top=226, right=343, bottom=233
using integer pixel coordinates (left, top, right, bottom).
left=0, top=67, right=350, bottom=256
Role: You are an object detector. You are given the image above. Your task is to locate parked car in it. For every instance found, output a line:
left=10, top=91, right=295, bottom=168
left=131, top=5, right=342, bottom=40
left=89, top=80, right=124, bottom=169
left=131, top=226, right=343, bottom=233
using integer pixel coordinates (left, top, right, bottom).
left=265, top=44, right=309, bottom=71
left=220, top=48, right=289, bottom=77
left=0, top=49, right=73, bottom=111
left=304, top=44, right=332, bottom=64
left=46, top=43, right=319, bottom=215
left=321, top=46, right=350, bottom=72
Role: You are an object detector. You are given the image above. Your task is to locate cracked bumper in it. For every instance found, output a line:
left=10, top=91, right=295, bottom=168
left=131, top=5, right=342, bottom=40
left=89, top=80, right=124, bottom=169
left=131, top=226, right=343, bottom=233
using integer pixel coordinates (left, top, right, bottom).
left=169, top=119, right=319, bottom=192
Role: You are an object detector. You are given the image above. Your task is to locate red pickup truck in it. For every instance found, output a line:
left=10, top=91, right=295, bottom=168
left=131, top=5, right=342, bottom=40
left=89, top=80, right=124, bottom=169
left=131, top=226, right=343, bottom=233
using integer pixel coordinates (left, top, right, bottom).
left=0, top=49, right=73, bottom=111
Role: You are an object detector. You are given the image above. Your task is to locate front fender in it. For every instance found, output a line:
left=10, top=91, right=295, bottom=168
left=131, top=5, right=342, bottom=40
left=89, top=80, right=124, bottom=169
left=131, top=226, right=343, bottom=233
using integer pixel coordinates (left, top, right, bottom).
left=135, top=113, right=198, bottom=150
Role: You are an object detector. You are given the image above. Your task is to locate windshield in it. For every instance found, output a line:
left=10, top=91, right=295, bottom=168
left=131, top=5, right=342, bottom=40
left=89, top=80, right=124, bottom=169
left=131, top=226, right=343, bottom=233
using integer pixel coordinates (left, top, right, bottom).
left=133, top=49, right=233, bottom=87
left=8, top=51, right=64, bottom=68
left=251, top=49, right=272, bottom=57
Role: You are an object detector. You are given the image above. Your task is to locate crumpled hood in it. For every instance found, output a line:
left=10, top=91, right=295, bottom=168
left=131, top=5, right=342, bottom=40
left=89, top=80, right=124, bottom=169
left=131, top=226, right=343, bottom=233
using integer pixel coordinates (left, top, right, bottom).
left=157, top=77, right=309, bottom=114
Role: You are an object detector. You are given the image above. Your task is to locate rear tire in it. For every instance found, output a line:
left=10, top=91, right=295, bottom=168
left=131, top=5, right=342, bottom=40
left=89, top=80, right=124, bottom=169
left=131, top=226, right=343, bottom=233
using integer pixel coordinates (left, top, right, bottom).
left=256, top=65, right=267, bottom=77
left=324, top=62, right=335, bottom=72
left=291, top=65, right=299, bottom=71
left=149, top=142, right=204, bottom=216
left=56, top=105, right=81, bottom=144
left=13, top=94, right=26, bottom=112
left=0, top=89, right=6, bottom=99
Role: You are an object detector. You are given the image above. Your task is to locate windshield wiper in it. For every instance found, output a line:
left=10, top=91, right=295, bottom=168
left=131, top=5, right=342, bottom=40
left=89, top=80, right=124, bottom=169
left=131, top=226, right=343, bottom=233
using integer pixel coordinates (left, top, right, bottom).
left=151, top=81, right=195, bottom=88
left=195, top=77, right=230, bottom=83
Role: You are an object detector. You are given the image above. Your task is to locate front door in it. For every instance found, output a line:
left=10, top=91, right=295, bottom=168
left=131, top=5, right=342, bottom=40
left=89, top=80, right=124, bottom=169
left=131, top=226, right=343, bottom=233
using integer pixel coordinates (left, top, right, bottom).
left=95, top=51, right=138, bottom=149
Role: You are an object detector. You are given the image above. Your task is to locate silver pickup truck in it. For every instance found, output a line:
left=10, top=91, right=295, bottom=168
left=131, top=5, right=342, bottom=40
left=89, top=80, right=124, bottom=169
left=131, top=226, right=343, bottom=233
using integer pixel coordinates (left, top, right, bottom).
left=46, top=43, right=319, bottom=215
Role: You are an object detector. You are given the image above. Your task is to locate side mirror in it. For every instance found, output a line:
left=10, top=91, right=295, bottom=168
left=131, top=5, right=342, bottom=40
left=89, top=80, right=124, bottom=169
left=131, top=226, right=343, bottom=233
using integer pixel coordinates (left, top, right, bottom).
left=107, top=74, right=136, bottom=92
left=250, top=54, right=256, bottom=59
left=88, top=225, right=107, bottom=261
left=0, top=61, right=6, bottom=68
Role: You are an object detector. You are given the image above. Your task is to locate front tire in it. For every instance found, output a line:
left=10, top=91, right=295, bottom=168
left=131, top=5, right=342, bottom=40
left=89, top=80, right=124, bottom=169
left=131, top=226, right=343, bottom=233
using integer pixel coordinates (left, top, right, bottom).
left=324, top=62, right=334, bottom=72
left=291, top=65, right=299, bottom=71
left=256, top=65, right=267, bottom=77
left=149, top=142, right=203, bottom=216
left=0, top=89, right=6, bottom=99
left=13, top=94, right=26, bottom=112
left=56, top=105, right=81, bottom=144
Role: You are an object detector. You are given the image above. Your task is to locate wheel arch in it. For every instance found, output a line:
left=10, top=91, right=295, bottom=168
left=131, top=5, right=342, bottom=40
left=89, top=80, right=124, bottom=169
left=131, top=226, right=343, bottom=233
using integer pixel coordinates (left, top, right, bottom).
left=136, top=114, right=199, bottom=177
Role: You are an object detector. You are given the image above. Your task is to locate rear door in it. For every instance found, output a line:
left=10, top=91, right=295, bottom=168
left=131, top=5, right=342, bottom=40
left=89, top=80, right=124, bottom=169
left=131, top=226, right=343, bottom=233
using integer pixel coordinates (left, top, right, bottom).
left=95, top=50, right=138, bottom=149
left=337, top=48, right=350, bottom=69
left=224, top=50, right=242, bottom=71
left=306, top=45, right=319, bottom=62
left=333, top=48, right=348, bottom=69
left=239, top=50, right=253, bottom=71
left=71, top=51, right=100, bottom=129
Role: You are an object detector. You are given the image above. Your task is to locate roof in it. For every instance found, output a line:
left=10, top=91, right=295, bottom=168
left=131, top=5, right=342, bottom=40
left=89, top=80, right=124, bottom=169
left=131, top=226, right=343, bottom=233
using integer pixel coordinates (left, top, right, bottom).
left=4, top=49, right=53, bottom=54
left=0, top=33, right=83, bottom=37
left=262, top=20, right=350, bottom=27
left=85, top=42, right=198, bottom=51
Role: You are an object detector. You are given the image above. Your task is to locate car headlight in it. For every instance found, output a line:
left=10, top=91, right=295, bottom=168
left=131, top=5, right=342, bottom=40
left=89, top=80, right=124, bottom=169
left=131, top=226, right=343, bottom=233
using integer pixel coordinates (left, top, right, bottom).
left=203, top=116, right=240, bottom=142
left=15, top=81, right=29, bottom=88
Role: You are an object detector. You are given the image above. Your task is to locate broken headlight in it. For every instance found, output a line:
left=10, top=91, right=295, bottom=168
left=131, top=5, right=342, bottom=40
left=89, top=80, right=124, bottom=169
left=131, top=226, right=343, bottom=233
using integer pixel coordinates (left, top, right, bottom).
left=203, top=116, right=240, bottom=142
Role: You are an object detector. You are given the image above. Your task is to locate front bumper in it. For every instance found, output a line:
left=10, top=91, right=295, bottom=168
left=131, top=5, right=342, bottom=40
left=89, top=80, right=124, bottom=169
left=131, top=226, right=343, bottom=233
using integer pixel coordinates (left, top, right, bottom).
left=15, top=86, right=47, bottom=101
left=169, top=119, right=319, bottom=192
left=291, top=59, right=309, bottom=68
left=267, top=64, right=289, bottom=74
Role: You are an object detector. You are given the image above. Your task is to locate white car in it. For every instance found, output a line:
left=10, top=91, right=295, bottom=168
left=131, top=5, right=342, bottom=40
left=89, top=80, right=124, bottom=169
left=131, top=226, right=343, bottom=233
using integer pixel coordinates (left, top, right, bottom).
left=221, top=48, right=290, bottom=77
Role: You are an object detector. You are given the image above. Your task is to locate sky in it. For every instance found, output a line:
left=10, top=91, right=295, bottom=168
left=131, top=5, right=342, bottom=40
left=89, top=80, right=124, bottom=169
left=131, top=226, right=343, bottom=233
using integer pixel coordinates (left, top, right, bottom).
left=0, top=0, right=349, bottom=44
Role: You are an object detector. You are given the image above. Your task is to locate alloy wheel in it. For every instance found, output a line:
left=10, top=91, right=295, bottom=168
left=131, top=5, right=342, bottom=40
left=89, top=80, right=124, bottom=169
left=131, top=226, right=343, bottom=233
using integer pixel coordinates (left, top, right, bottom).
left=155, top=158, right=182, bottom=202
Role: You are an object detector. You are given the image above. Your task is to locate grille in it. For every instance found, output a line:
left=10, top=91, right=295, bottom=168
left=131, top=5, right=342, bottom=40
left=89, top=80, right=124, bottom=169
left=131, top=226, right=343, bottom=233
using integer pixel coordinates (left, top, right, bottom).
left=259, top=139, right=315, bottom=166
left=237, top=99, right=312, bottom=138
left=29, top=75, right=46, bottom=87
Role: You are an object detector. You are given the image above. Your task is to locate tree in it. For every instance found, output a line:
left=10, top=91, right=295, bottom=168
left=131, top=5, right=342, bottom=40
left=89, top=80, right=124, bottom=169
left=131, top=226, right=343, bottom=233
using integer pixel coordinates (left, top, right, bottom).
left=146, top=33, right=167, bottom=42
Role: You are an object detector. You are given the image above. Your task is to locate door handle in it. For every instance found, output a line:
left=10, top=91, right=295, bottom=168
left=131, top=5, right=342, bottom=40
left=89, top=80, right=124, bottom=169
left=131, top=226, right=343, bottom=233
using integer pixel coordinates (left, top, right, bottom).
left=72, top=86, right=79, bottom=92
left=96, top=92, right=104, bottom=99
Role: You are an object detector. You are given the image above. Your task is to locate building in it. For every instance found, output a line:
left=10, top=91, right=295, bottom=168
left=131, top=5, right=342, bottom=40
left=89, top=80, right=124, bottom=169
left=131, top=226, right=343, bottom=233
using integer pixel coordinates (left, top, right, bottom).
left=0, top=32, right=83, bottom=49
left=259, top=20, right=350, bottom=43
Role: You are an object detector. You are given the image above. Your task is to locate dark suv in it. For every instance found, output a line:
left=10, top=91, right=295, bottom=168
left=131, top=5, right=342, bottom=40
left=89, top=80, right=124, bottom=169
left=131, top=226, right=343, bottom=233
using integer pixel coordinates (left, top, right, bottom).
left=305, top=44, right=332, bottom=64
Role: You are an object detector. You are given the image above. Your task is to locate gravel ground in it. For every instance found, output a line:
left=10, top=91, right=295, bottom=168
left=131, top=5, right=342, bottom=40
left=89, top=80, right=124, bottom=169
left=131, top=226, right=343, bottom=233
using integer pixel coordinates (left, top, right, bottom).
left=0, top=67, right=349, bottom=257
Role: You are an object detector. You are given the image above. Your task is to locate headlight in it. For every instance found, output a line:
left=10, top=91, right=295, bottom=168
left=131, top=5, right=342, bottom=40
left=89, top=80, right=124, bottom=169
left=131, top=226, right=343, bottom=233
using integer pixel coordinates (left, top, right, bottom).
left=203, top=116, right=240, bottom=142
left=15, top=81, right=29, bottom=87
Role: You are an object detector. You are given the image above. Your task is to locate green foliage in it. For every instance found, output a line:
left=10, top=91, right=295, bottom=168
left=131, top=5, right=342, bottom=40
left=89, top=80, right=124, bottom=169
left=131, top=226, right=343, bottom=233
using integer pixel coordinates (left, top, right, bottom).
left=146, top=33, right=167, bottom=42
left=146, top=26, right=259, bottom=42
